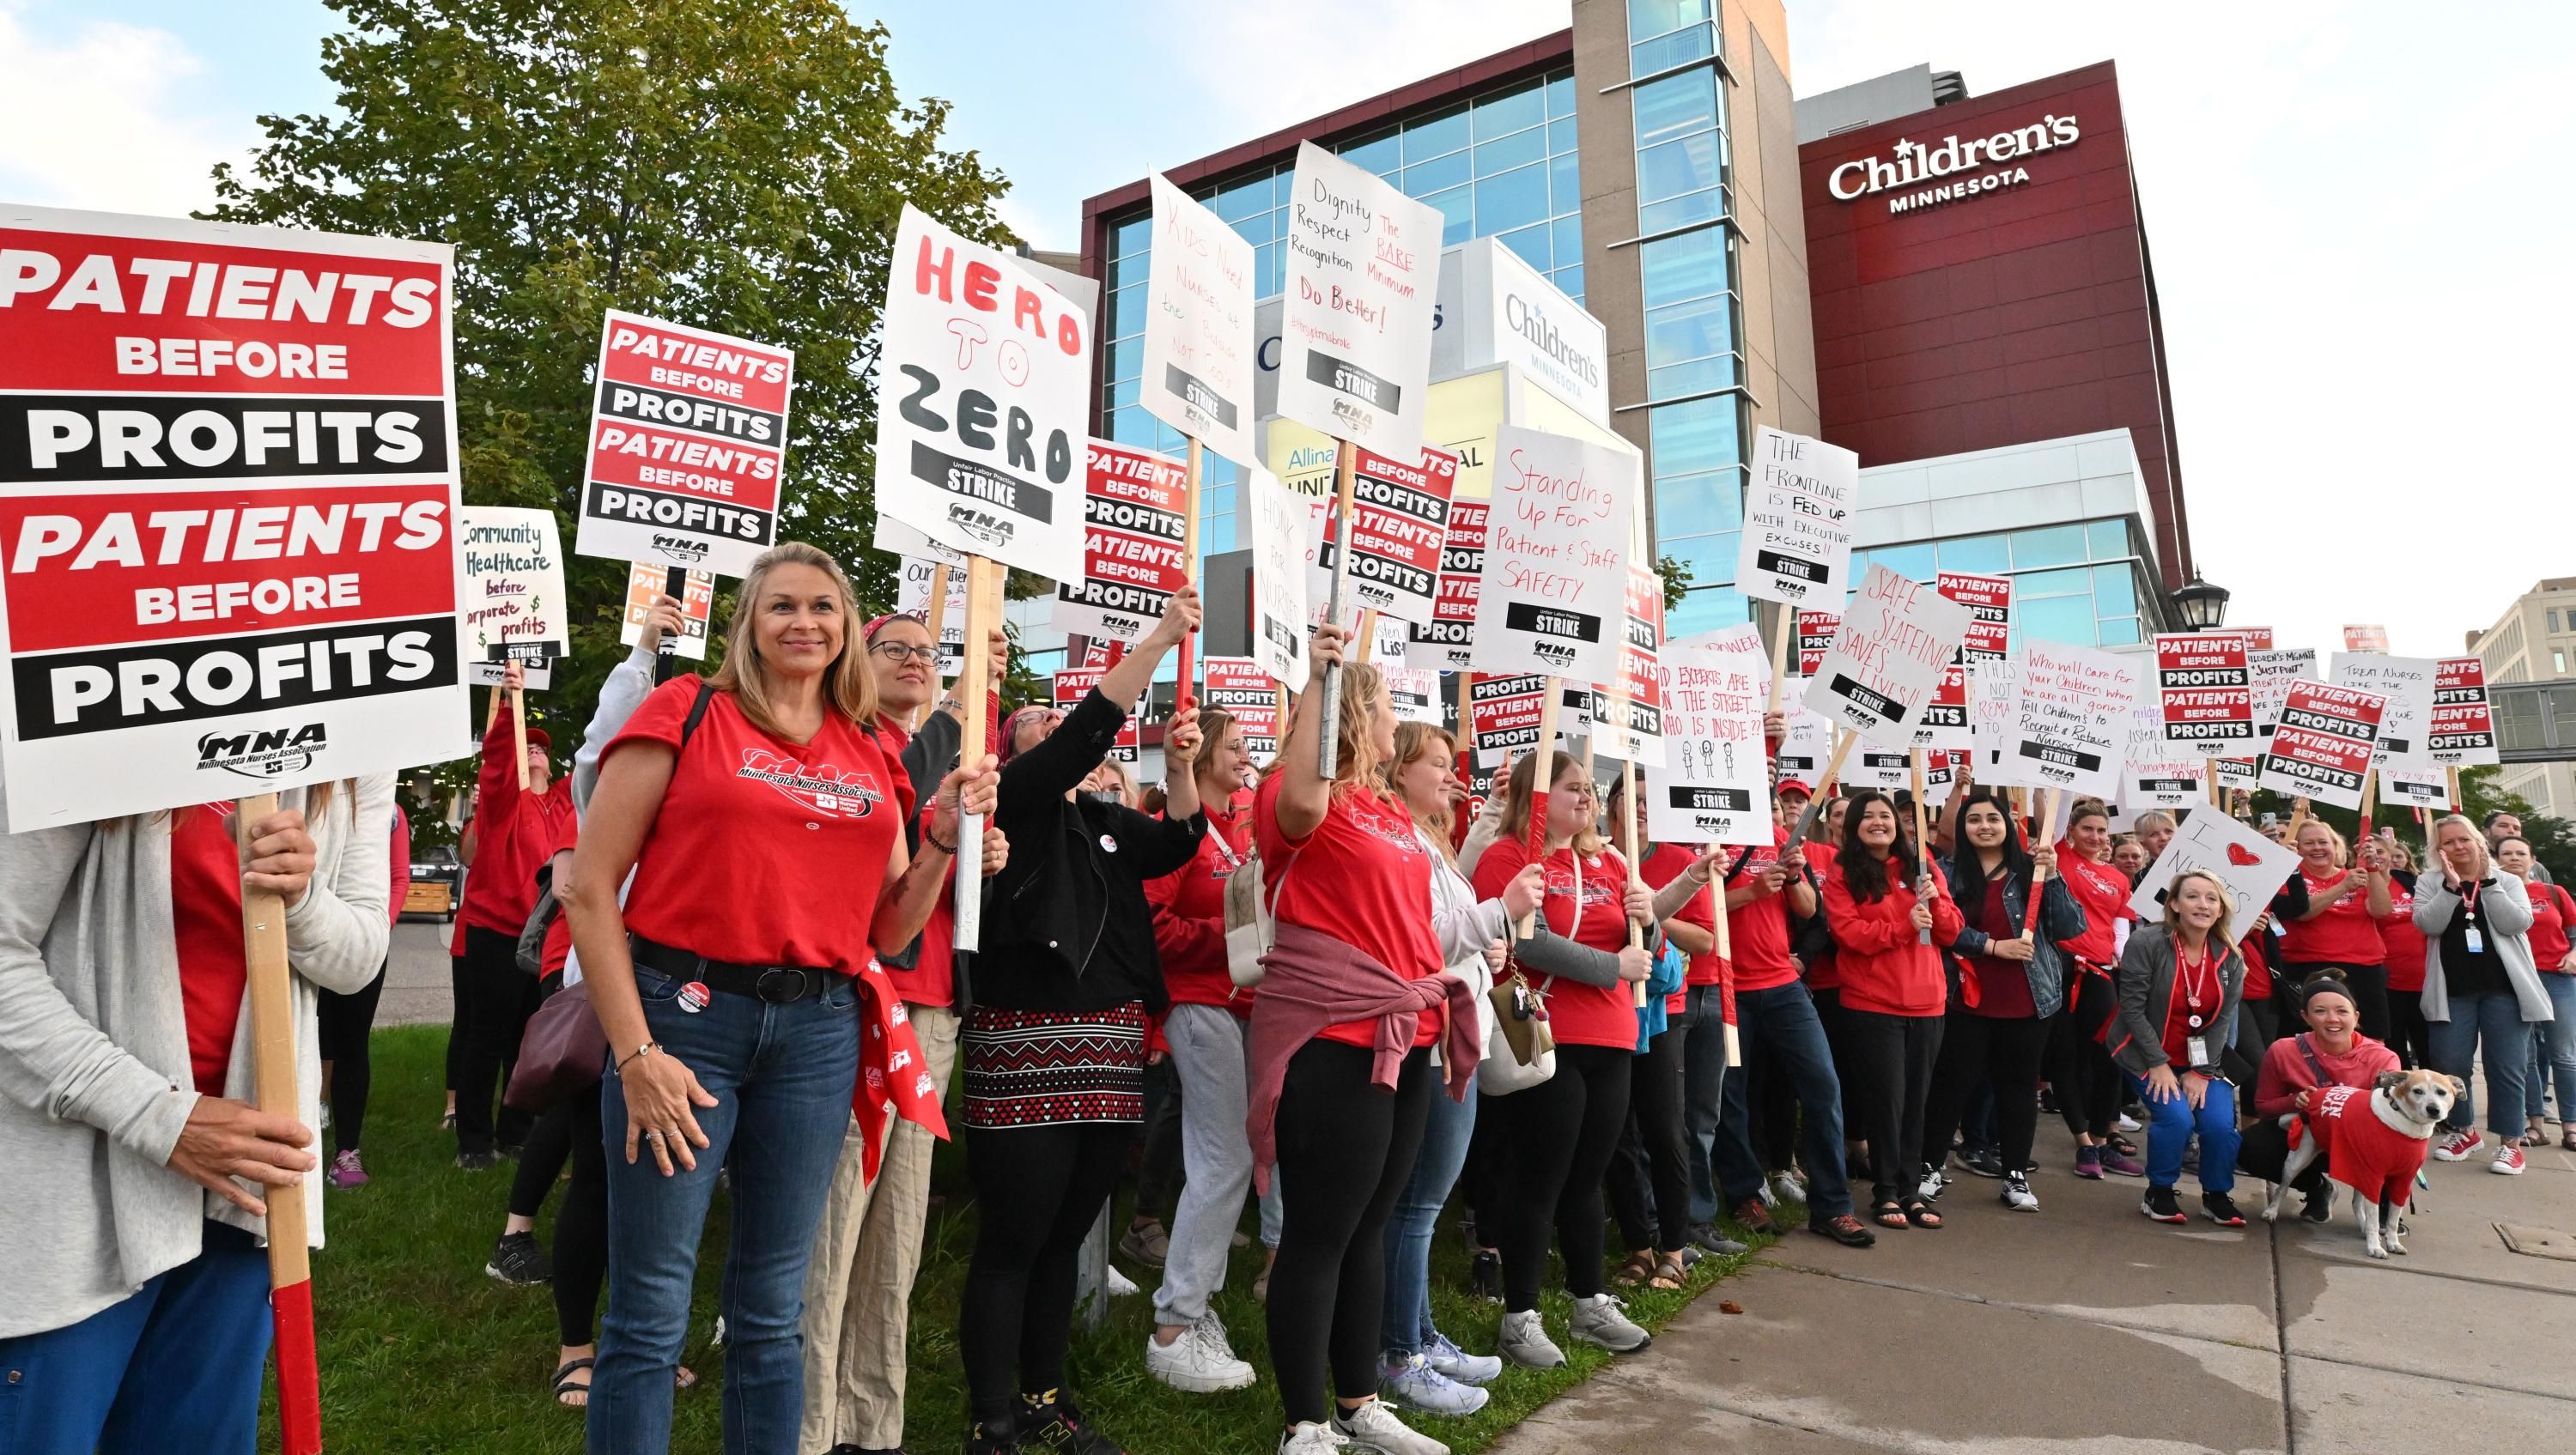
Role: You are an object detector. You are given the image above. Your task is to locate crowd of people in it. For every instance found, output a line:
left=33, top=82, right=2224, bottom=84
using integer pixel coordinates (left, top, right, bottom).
left=4, top=537, right=2570, bottom=1455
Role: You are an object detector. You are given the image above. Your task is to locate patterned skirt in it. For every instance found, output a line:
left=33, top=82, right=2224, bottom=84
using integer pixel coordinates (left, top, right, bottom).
left=959, top=1001, right=1150, bottom=1129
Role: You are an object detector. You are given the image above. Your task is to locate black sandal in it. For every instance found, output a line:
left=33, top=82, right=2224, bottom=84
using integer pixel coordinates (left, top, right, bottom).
left=1904, top=1198, right=1944, bottom=1229
left=551, top=1357, right=595, bottom=1408
left=1871, top=1199, right=1909, bottom=1229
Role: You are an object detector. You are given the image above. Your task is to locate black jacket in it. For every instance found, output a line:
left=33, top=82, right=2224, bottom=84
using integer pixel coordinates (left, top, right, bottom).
left=976, top=687, right=1205, bottom=1013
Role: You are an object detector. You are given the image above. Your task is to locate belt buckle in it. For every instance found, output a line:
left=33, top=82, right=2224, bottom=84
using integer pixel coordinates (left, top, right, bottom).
left=756, top=967, right=811, bottom=1003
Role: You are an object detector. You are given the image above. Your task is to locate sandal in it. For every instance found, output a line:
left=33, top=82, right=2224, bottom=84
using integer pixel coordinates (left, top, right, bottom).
left=674, top=1365, right=697, bottom=1391
left=2562, top=1126, right=2576, bottom=1151
left=2107, top=1134, right=2140, bottom=1158
left=1648, top=1252, right=1688, bottom=1291
left=1871, top=1199, right=1909, bottom=1230
left=551, top=1357, right=594, bottom=1408
left=1903, top=1198, right=1944, bottom=1230
left=1612, top=1250, right=1657, bottom=1288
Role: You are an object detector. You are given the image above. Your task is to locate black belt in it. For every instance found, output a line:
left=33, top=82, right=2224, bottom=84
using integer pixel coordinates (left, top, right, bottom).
left=629, top=935, right=831, bottom=1003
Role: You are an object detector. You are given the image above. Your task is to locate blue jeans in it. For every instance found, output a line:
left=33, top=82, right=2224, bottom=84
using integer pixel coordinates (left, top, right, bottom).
left=2126, top=1070, right=2239, bottom=1193
left=1700, top=982, right=1853, bottom=1222
left=2430, top=988, right=2533, bottom=1138
left=0, top=1222, right=270, bottom=1455
left=592, top=967, right=861, bottom=1455
left=1380, top=1076, right=1476, bottom=1355
left=2523, top=974, right=2576, bottom=1123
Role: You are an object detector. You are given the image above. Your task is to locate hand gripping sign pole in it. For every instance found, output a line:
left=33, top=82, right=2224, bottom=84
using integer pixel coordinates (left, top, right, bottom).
left=236, top=795, right=323, bottom=1454
left=1618, top=746, right=1649, bottom=1009
left=654, top=566, right=690, bottom=686
left=1316, top=440, right=1361, bottom=775
left=2021, top=788, right=2065, bottom=937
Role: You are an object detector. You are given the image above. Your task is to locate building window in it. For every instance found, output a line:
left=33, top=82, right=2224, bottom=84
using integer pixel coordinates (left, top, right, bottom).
left=1627, top=0, right=1716, bottom=77
left=2551, top=608, right=2563, bottom=633
left=2557, top=648, right=2568, bottom=676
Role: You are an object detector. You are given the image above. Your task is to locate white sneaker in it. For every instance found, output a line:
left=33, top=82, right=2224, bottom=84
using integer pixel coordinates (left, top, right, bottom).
left=2492, top=1143, right=2527, bottom=1176
left=1569, top=1292, right=1651, bottom=1354
left=1756, top=1179, right=1780, bottom=1209
left=1917, top=1167, right=1949, bottom=1201
left=2002, top=1172, right=2040, bottom=1212
left=2116, top=1112, right=2143, bottom=1133
left=1770, top=1170, right=1808, bottom=1204
left=1497, top=1309, right=1565, bottom=1368
left=1380, top=1352, right=1488, bottom=1416
left=1421, top=1330, right=1501, bottom=1385
left=1336, top=1397, right=1449, bottom=1455
left=1281, top=1420, right=1372, bottom=1455
left=1145, top=1311, right=1257, bottom=1393
left=2433, top=1126, right=2482, bottom=1161
left=1106, top=1264, right=1139, bottom=1297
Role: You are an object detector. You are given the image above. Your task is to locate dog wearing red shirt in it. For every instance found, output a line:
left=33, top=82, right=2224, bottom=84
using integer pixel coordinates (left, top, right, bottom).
left=2261, top=1068, right=2462, bottom=1259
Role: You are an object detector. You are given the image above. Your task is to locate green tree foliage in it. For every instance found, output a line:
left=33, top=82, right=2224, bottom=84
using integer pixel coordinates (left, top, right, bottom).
left=204, top=0, right=1015, bottom=812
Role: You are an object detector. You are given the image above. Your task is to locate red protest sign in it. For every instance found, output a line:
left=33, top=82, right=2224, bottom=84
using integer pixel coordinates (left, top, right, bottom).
left=2154, top=632, right=2255, bottom=756
left=1052, top=440, right=1190, bottom=644
left=1919, top=662, right=1970, bottom=748
left=1202, top=657, right=1282, bottom=757
left=1795, top=609, right=1838, bottom=677
left=1054, top=666, right=1141, bottom=762
left=2429, top=656, right=2500, bottom=767
left=2233, top=626, right=2277, bottom=651
left=1936, top=572, right=2012, bottom=662
left=0, top=209, right=467, bottom=830
left=574, top=310, right=794, bottom=579
left=2257, top=680, right=2386, bottom=809
left=1315, top=443, right=1455, bottom=627
left=1469, top=673, right=1551, bottom=767
left=1590, top=566, right=1663, bottom=763
left=2342, top=624, right=2390, bottom=654
left=1407, top=498, right=1485, bottom=670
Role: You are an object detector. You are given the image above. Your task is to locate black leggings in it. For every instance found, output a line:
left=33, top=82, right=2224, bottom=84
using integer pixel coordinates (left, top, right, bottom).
left=507, top=977, right=578, bottom=1222
left=550, top=1092, right=610, bottom=1346
left=453, top=926, right=540, bottom=1155
left=317, top=960, right=386, bottom=1153
left=1607, top=1023, right=1692, bottom=1254
left=1134, top=1056, right=1186, bottom=1222
left=1811, top=987, right=1867, bottom=1147
left=1268, top=1040, right=1431, bottom=1428
left=1921, top=1011, right=2049, bottom=1178
left=1746, top=1034, right=1799, bottom=1173
left=2387, top=988, right=2433, bottom=1070
left=960, top=1119, right=1133, bottom=1424
left=1841, top=1009, right=1943, bottom=1206
left=1493, top=1043, right=1631, bottom=1312
left=2047, top=973, right=2121, bottom=1140
left=2282, top=961, right=2391, bottom=1044
left=447, top=953, right=467, bottom=1098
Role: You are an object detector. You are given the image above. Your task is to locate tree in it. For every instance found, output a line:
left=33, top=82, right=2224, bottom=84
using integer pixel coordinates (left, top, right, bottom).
left=204, top=0, right=1014, bottom=764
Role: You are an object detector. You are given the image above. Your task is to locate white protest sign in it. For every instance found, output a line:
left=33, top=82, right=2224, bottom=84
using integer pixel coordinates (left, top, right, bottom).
left=2258, top=680, right=2387, bottom=810
left=2127, top=809, right=2300, bottom=928
left=873, top=204, right=1091, bottom=582
left=2248, top=648, right=2318, bottom=741
left=1140, top=173, right=1256, bottom=463
left=1735, top=426, right=1857, bottom=605
left=1804, top=564, right=1973, bottom=749
left=619, top=562, right=713, bottom=662
left=1275, top=142, right=1443, bottom=456
left=458, top=507, right=568, bottom=670
left=1649, top=624, right=1772, bottom=844
left=1245, top=465, right=1312, bottom=690
left=2120, top=694, right=2207, bottom=815
left=1469, top=425, right=1637, bottom=682
left=2000, top=640, right=2140, bottom=800
left=896, top=555, right=969, bottom=676
left=2383, top=773, right=2450, bottom=811
left=1971, top=655, right=2021, bottom=773
left=1850, top=749, right=1914, bottom=791
left=2330, top=652, right=2440, bottom=773
left=1470, top=674, right=1554, bottom=767
left=1384, top=665, right=1443, bottom=725
left=1773, top=684, right=1837, bottom=791
left=2429, top=658, right=2500, bottom=767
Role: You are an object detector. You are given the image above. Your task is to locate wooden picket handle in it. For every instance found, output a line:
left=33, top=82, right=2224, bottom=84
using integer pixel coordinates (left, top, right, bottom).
left=1611, top=692, right=1649, bottom=1009
left=484, top=681, right=503, bottom=734
left=236, top=793, right=320, bottom=1453
left=1783, top=730, right=1861, bottom=848
left=1174, top=435, right=1202, bottom=709
left=1315, top=439, right=1359, bottom=776
left=2021, top=787, right=2064, bottom=937
left=915, top=560, right=953, bottom=731
left=510, top=680, right=529, bottom=791
left=951, top=555, right=1000, bottom=953
left=1764, top=599, right=1794, bottom=714
left=1354, top=608, right=1379, bottom=667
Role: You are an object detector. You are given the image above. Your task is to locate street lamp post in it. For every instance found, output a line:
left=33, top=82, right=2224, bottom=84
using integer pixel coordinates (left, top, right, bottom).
left=2172, top=572, right=2231, bottom=634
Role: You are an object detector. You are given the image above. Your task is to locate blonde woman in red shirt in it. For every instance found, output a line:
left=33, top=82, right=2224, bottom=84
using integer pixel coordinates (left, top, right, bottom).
left=1820, top=788, right=1964, bottom=1229
left=2278, top=821, right=2395, bottom=1041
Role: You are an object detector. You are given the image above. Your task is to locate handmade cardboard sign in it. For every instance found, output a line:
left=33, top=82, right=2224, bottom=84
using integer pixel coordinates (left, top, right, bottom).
left=1139, top=173, right=1256, bottom=463
left=2127, top=809, right=2300, bottom=925
left=1384, top=665, right=1443, bottom=725
left=1244, top=465, right=1312, bottom=690
left=1406, top=498, right=1485, bottom=671
left=1054, top=440, right=1190, bottom=645
left=895, top=555, right=967, bottom=676
left=2330, top=652, right=2439, bottom=773
left=2428, top=657, right=2500, bottom=767
left=1274, top=142, right=1443, bottom=456
left=1736, top=426, right=1856, bottom=604
left=1773, top=684, right=1836, bottom=791
left=2121, top=694, right=2208, bottom=813
left=1202, top=657, right=1281, bottom=756
left=1803, top=564, right=1973, bottom=748
left=2154, top=632, right=2255, bottom=756
left=1970, top=655, right=2021, bottom=773
left=459, top=506, right=566, bottom=670
left=574, top=309, right=793, bottom=579
left=2258, top=680, right=2387, bottom=809
left=1649, top=622, right=1771, bottom=843
left=2248, top=647, right=2318, bottom=742
left=0, top=207, right=468, bottom=829
left=1996, top=640, right=2141, bottom=799
left=1469, top=425, right=1637, bottom=682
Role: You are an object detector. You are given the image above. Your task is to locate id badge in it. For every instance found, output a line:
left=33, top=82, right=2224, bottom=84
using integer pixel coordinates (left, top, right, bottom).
left=2186, top=1036, right=2209, bottom=1069
left=2464, top=924, right=2485, bottom=954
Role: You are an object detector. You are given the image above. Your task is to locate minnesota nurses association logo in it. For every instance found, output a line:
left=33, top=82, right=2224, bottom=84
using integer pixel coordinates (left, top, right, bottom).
left=736, top=749, right=884, bottom=819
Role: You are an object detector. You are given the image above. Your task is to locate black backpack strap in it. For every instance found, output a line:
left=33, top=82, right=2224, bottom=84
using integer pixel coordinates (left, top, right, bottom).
left=2294, top=1033, right=2330, bottom=1087
left=679, top=677, right=718, bottom=749
left=1720, top=846, right=1759, bottom=888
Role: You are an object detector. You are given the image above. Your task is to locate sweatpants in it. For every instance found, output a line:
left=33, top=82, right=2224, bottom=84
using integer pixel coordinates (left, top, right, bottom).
left=1921, top=1011, right=2050, bottom=1179
left=1492, top=1043, right=1631, bottom=1311
left=1150, top=1003, right=1259, bottom=1328
left=1841, top=1009, right=1943, bottom=1207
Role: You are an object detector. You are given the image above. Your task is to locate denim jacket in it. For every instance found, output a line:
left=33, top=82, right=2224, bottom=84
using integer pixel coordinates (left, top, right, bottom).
left=1937, top=853, right=2088, bottom=1021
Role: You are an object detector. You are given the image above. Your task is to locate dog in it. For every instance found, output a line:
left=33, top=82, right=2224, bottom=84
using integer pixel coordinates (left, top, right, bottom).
left=2260, top=1069, right=2463, bottom=1258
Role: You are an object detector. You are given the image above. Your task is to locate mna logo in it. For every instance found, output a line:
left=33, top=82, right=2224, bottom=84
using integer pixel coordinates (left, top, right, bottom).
left=651, top=534, right=709, bottom=564
left=1532, top=640, right=1577, bottom=668
left=946, top=503, right=1016, bottom=549
left=197, top=722, right=328, bottom=780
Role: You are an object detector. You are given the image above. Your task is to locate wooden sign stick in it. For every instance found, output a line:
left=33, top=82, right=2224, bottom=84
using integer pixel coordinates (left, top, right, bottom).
left=1315, top=439, right=1359, bottom=775
left=1174, top=436, right=1203, bottom=709
left=1783, top=730, right=1862, bottom=847
left=1354, top=608, right=1379, bottom=667
left=951, top=555, right=1000, bottom=953
left=914, top=560, right=954, bottom=732
left=237, top=793, right=322, bottom=1454
left=1910, top=746, right=1934, bottom=944
left=1619, top=750, right=1649, bottom=1009
left=1765, top=599, right=1795, bottom=714
left=2021, top=786, right=2064, bottom=937
left=510, top=676, right=529, bottom=791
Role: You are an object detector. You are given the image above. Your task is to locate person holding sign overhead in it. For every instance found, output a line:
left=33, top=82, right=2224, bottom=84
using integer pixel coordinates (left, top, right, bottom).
left=2277, top=821, right=2395, bottom=1042
left=567, top=543, right=996, bottom=1455
left=2108, top=870, right=2248, bottom=1227
left=0, top=773, right=394, bottom=1453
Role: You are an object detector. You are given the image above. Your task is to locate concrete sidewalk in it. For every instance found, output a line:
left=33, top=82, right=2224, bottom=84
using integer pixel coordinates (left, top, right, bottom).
left=1492, top=1120, right=2576, bottom=1454
left=382, top=918, right=459, bottom=1028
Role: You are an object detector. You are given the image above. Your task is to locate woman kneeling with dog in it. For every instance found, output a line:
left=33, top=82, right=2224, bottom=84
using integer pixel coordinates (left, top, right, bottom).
left=2244, top=973, right=2399, bottom=1220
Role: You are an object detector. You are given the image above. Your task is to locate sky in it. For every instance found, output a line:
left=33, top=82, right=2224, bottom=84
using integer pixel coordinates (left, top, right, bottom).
left=7, top=0, right=2573, bottom=658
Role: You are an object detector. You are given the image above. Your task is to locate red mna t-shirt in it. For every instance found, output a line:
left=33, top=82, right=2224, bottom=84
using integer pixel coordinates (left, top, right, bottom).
left=1721, top=831, right=1802, bottom=995
left=171, top=803, right=248, bottom=1098
left=2525, top=882, right=2574, bottom=973
left=606, top=679, right=914, bottom=975
left=2380, top=882, right=2428, bottom=993
left=2279, top=870, right=2386, bottom=967
left=1475, top=840, right=1637, bottom=1051
left=1146, top=803, right=1254, bottom=1014
left=1255, top=775, right=1442, bottom=1049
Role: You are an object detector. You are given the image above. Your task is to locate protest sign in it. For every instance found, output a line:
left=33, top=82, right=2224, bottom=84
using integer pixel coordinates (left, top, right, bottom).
left=1384, top=665, right=1443, bottom=725
left=1773, top=688, right=1836, bottom=791
left=2382, top=773, right=2450, bottom=811
left=2126, top=809, right=2300, bottom=925
left=1589, top=566, right=1665, bottom=765
left=2213, top=757, right=2260, bottom=794
left=1470, top=425, right=1637, bottom=682
left=1970, top=655, right=2020, bottom=772
left=1202, top=657, right=1282, bottom=756
left=1309, top=444, right=1455, bottom=625
left=2121, top=695, right=2207, bottom=815
left=0, top=207, right=467, bottom=830
left=1245, top=465, right=1312, bottom=690
left=1804, top=564, right=1973, bottom=748
left=1274, top=142, right=1443, bottom=457
left=458, top=507, right=566, bottom=669
left=1139, top=173, right=1255, bottom=464
left=1054, top=667, right=1140, bottom=761
left=1850, top=749, right=1913, bottom=791
left=2248, top=648, right=2318, bottom=741
left=1795, top=609, right=1838, bottom=676
left=2330, top=652, right=2439, bottom=773
left=618, top=561, right=714, bottom=663
left=1735, top=426, right=1856, bottom=604
left=1923, top=748, right=1964, bottom=806
left=2154, top=632, right=2255, bottom=756
left=1996, top=641, right=2141, bottom=799
left=1649, top=623, right=1771, bottom=843
left=1918, top=663, right=1971, bottom=749
left=2233, top=627, right=2277, bottom=651
left=1938, top=572, right=2012, bottom=662
left=895, top=555, right=967, bottom=675
left=2258, top=680, right=2387, bottom=809
left=2342, top=625, right=2391, bottom=654
left=873, top=204, right=1091, bottom=582
left=1406, top=498, right=1485, bottom=670
left=2428, top=656, right=2500, bottom=767
left=574, top=309, right=793, bottom=579
left=1053, top=440, right=1190, bottom=644
left=1469, top=674, right=1552, bottom=767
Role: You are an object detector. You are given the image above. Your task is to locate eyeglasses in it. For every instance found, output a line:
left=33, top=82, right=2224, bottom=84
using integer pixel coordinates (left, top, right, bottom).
left=870, top=642, right=941, bottom=665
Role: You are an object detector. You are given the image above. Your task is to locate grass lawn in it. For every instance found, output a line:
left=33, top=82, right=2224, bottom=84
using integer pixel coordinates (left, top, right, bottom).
left=281, top=1025, right=1765, bottom=1452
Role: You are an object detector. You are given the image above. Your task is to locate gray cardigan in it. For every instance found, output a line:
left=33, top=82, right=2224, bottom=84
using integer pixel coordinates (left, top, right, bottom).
left=2411, top=872, right=2555, bottom=1023
left=2109, top=924, right=2245, bottom=1078
left=0, top=772, right=393, bottom=1337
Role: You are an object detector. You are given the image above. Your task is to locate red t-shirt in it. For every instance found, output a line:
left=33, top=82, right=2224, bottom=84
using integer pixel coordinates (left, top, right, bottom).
left=2380, top=880, right=2427, bottom=993
left=2240, top=925, right=2274, bottom=1002
left=1475, top=840, right=1637, bottom=1050
left=2525, top=881, right=2575, bottom=973
left=170, top=803, right=247, bottom=1098
left=1722, top=830, right=1801, bottom=995
left=1639, top=843, right=1715, bottom=1011
left=2159, top=937, right=2225, bottom=1067
left=2054, top=855, right=2135, bottom=970
left=1255, top=774, right=1442, bottom=1049
left=462, top=708, right=576, bottom=937
left=1145, top=802, right=1254, bottom=1013
left=2279, top=870, right=2385, bottom=966
left=2304, top=1082, right=2430, bottom=1207
left=1965, top=878, right=2037, bottom=1019
left=606, top=680, right=914, bottom=975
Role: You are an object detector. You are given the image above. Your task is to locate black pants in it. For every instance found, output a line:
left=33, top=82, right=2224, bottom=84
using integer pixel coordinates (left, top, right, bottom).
left=1745, top=1030, right=1799, bottom=1173
left=1921, top=1012, right=2049, bottom=1179
left=1607, top=1023, right=1692, bottom=1254
left=1268, top=1041, right=1431, bottom=1427
left=317, top=960, right=386, bottom=1153
left=1810, top=987, right=1868, bottom=1148
left=446, top=953, right=467, bottom=1097
left=2282, top=960, right=2390, bottom=1045
left=2047, top=973, right=2121, bottom=1140
left=1459, top=1094, right=1507, bottom=1249
left=550, top=1091, right=610, bottom=1345
left=2388, top=988, right=2433, bottom=1070
left=1492, top=1043, right=1631, bottom=1312
left=453, top=925, right=540, bottom=1155
left=1134, top=1056, right=1186, bottom=1222
left=960, top=1119, right=1133, bottom=1423
left=1841, top=1009, right=1943, bottom=1207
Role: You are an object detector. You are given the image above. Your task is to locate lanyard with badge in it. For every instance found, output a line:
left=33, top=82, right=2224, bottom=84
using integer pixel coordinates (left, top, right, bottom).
left=2459, top=881, right=2485, bottom=955
left=2176, top=940, right=2217, bottom=1069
